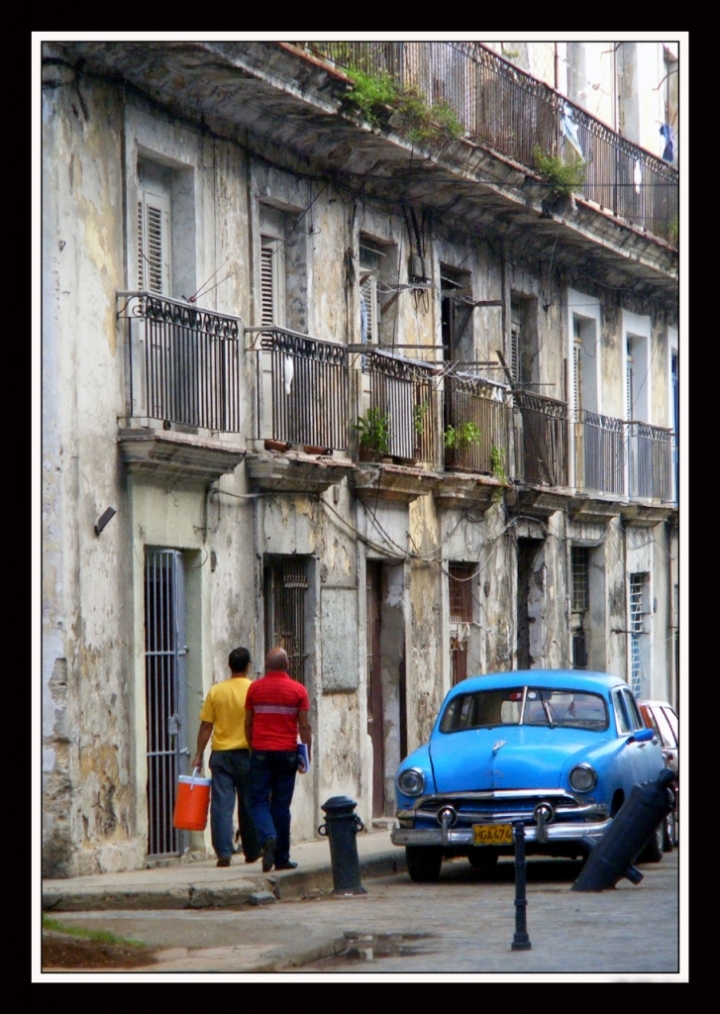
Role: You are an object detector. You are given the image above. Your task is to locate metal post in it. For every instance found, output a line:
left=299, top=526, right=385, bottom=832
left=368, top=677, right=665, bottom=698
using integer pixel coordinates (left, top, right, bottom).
left=511, top=822, right=532, bottom=951
left=318, top=796, right=368, bottom=896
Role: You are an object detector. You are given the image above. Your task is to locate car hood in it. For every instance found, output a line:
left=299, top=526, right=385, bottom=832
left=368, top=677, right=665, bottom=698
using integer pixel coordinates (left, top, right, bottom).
left=429, top=725, right=607, bottom=793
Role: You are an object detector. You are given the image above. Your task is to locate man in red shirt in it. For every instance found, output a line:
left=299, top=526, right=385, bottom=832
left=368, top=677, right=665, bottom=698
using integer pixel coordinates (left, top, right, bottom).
left=245, top=647, right=312, bottom=872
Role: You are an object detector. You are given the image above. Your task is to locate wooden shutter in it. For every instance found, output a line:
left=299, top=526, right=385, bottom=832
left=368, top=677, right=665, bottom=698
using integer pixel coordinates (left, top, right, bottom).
left=138, top=189, right=171, bottom=294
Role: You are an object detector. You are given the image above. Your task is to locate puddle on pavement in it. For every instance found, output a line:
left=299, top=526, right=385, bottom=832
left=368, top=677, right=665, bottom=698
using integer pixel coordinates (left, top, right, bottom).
left=327, top=931, right=435, bottom=964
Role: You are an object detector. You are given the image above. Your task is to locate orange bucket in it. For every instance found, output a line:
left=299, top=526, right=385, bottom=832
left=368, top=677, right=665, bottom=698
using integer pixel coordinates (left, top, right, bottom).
left=173, top=768, right=211, bottom=831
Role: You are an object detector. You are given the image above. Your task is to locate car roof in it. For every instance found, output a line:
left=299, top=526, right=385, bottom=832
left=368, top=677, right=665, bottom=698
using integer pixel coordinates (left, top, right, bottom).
left=447, top=670, right=623, bottom=699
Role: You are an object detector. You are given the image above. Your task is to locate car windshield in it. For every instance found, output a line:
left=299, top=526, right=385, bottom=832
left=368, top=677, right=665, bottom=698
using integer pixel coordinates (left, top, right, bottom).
left=439, top=686, right=608, bottom=732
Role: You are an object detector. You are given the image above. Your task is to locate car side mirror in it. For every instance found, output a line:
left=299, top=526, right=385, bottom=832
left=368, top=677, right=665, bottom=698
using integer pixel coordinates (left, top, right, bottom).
left=628, top=727, right=654, bottom=744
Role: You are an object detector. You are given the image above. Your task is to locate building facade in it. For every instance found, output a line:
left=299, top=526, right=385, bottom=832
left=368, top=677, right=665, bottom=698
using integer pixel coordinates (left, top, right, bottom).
left=42, top=40, right=679, bottom=876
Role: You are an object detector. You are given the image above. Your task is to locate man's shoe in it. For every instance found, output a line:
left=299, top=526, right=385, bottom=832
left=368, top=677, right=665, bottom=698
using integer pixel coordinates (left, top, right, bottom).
left=216, top=856, right=231, bottom=867
left=274, top=860, right=298, bottom=871
left=262, top=837, right=277, bottom=873
left=244, top=854, right=261, bottom=864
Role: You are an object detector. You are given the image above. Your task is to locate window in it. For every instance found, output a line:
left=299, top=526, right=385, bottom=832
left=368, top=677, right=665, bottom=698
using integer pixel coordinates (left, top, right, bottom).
left=508, top=294, right=539, bottom=387
left=625, top=333, right=649, bottom=423
left=264, top=557, right=308, bottom=685
left=449, top=563, right=474, bottom=622
left=570, top=547, right=591, bottom=670
left=440, top=264, right=473, bottom=363
left=571, top=547, right=589, bottom=613
left=137, top=161, right=172, bottom=295
left=629, top=572, right=647, bottom=695
left=360, top=242, right=381, bottom=345
left=260, top=205, right=286, bottom=329
left=572, top=313, right=599, bottom=418
left=448, top=563, right=474, bottom=686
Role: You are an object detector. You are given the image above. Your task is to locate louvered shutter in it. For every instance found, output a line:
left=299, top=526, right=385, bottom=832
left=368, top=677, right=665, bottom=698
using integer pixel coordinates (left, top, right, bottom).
left=138, top=189, right=171, bottom=294
left=261, top=243, right=275, bottom=326
left=361, top=275, right=377, bottom=343
left=510, top=323, right=520, bottom=383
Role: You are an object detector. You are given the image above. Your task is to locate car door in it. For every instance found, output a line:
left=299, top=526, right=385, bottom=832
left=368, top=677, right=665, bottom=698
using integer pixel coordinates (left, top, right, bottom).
left=612, top=687, right=656, bottom=787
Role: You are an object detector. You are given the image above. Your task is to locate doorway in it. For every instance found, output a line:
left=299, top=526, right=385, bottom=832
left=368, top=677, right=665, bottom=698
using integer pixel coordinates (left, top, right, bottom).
left=366, top=561, right=407, bottom=817
left=144, top=549, right=190, bottom=858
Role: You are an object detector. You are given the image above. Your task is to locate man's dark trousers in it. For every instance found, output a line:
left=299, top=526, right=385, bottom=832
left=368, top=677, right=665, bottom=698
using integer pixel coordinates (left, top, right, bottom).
left=209, top=749, right=260, bottom=861
left=247, top=750, right=298, bottom=865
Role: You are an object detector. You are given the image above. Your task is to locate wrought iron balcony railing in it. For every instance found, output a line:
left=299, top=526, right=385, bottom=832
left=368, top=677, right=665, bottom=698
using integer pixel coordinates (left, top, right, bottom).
left=513, top=390, right=569, bottom=487
left=444, top=373, right=512, bottom=473
left=575, top=413, right=675, bottom=501
left=575, top=410, right=626, bottom=496
left=305, top=41, right=677, bottom=242
left=627, top=421, right=673, bottom=501
left=359, top=348, right=440, bottom=466
left=247, top=326, right=349, bottom=450
left=119, top=293, right=242, bottom=432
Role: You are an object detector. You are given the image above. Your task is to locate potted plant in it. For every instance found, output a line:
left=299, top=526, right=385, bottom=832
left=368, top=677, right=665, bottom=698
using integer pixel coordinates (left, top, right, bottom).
left=353, top=407, right=391, bottom=462
left=444, top=421, right=482, bottom=470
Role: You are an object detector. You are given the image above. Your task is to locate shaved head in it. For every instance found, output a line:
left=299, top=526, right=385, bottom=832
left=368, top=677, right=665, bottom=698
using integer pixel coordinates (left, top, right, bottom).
left=266, top=647, right=289, bottom=672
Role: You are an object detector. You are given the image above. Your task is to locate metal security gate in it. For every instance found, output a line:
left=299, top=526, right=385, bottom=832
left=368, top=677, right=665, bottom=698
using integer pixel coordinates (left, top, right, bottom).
left=264, top=557, right=308, bottom=685
left=144, top=549, right=189, bottom=857
left=629, top=574, right=644, bottom=697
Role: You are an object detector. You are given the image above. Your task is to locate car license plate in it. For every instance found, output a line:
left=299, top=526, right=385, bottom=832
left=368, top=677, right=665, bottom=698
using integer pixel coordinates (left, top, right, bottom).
left=473, top=823, right=513, bottom=846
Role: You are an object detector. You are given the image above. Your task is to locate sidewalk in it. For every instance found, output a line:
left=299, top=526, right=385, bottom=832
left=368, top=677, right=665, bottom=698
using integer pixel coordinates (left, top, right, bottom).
left=42, top=828, right=402, bottom=912
left=41, top=844, right=682, bottom=976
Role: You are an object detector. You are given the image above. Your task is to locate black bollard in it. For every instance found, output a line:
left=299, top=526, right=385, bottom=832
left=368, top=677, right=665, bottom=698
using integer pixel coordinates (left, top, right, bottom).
left=318, top=796, right=368, bottom=896
left=572, top=768, right=675, bottom=892
left=511, top=822, right=532, bottom=951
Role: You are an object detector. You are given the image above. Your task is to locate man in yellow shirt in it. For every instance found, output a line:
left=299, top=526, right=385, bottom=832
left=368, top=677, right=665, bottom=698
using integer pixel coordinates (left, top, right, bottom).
left=192, top=647, right=260, bottom=867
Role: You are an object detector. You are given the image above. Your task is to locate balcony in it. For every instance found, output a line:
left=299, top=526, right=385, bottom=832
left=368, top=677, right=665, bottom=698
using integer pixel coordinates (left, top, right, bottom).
left=352, top=348, right=441, bottom=504
left=510, top=390, right=572, bottom=517
left=245, top=326, right=355, bottom=494
left=436, top=373, right=511, bottom=510
left=307, top=41, right=677, bottom=243
left=572, top=412, right=675, bottom=524
left=117, top=293, right=246, bottom=483
left=627, top=422, right=673, bottom=501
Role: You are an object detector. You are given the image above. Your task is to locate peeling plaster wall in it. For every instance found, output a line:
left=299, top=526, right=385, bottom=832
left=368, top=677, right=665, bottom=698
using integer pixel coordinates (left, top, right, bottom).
left=43, top=77, right=140, bottom=877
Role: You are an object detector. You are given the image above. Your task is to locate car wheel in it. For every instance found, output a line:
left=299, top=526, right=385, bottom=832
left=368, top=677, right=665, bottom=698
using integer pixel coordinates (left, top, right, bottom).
left=467, top=847, right=499, bottom=871
left=406, top=846, right=443, bottom=883
left=637, top=822, right=664, bottom=864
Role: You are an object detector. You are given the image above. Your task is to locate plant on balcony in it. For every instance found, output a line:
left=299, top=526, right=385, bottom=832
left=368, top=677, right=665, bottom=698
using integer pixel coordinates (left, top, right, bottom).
left=668, top=215, right=679, bottom=245
left=413, top=401, right=429, bottom=435
left=490, top=445, right=508, bottom=484
left=353, top=407, right=391, bottom=460
left=444, top=421, right=482, bottom=452
left=532, top=146, right=585, bottom=202
left=343, top=68, right=463, bottom=147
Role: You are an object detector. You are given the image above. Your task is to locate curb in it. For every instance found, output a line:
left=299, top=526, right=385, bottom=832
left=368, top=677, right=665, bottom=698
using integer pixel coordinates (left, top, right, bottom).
left=42, top=851, right=406, bottom=912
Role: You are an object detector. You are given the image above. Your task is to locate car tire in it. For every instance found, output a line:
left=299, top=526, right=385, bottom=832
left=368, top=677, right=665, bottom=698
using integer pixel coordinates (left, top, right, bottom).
left=406, top=846, right=443, bottom=883
left=637, top=822, right=664, bottom=864
left=467, top=847, right=499, bottom=871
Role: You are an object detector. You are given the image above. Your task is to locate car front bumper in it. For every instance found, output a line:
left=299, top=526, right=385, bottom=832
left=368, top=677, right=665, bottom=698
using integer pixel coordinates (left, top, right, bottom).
left=391, top=819, right=612, bottom=847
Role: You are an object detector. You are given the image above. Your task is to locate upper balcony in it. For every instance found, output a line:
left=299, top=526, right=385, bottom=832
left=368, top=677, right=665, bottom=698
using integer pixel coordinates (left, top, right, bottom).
left=116, top=292, right=246, bottom=483
left=306, top=41, right=678, bottom=244
left=572, top=410, right=675, bottom=524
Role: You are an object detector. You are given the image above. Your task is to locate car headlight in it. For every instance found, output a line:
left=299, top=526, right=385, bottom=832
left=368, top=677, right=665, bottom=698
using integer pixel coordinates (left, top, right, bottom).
left=569, top=764, right=597, bottom=792
left=397, top=768, right=425, bottom=796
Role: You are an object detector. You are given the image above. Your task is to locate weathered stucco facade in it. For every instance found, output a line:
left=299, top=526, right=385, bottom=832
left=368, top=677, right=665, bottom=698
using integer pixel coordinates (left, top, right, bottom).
left=42, top=41, right=679, bottom=876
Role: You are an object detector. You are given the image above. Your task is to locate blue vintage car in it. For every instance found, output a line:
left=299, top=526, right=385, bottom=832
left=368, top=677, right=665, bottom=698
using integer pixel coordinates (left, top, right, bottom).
left=391, top=670, right=665, bottom=882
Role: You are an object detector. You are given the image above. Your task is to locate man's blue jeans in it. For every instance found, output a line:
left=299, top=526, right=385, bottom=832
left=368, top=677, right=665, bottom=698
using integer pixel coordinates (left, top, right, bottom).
left=209, top=749, right=260, bottom=861
left=247, top=750, right=298, bottom=865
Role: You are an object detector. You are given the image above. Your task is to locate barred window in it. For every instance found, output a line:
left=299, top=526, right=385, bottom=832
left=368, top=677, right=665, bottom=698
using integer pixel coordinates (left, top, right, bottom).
left=571, top=547, right=589, bottom=613
left=264, top=556, right=308, bottom=685
left=449, top=563, right=474, bottom=623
